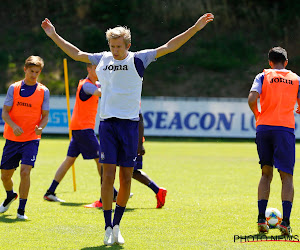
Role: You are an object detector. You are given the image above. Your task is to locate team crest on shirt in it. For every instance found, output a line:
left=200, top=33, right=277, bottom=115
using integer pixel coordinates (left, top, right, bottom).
left=101, top=152, right=105, bottom=160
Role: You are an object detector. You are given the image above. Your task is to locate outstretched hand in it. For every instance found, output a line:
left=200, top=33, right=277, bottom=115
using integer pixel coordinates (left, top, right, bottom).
left=41, top=18, right=56, bottom=37
left=194, top=13, right=214, bottom=31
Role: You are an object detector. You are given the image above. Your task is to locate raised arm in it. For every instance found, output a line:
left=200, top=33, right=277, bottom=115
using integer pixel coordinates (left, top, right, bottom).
left=41, top=18, right=91, bottom=63
left=155, top=13, right=214, bottom=59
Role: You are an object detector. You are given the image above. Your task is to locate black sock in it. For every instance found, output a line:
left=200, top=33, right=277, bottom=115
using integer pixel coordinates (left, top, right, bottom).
left=282, top=216, right=290, bottom=225
left=17, top=208, right=25, bottom=215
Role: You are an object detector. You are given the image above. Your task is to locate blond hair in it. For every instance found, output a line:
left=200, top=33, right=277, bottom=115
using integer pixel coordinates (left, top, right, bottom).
left=25, top=56, right=44, bottom=70
left=106, top=26, right=131, bottom=47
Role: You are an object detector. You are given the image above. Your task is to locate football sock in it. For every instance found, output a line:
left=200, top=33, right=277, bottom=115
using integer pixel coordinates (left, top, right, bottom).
left=103, top=210, right=112, bottom=229
left=3, top=191, right=17, bottom=207
left=258, top=199, right=268, bottom=217
left=148, top=181, right=159, bottom=194
left=18, top=198, right=27, bottom=211
left=17, top=208, right=25, bottom=215
left=48, top=180, right=59, bottom=193
left=112, top=204, right=125, bottom=227
left=282, top=200, right=292, bottom=224
left=6, top=190, right=15, bottom=199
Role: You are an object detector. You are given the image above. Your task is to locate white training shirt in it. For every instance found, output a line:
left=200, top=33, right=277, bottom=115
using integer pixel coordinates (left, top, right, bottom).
left=96, top=51, right=143, bottom=120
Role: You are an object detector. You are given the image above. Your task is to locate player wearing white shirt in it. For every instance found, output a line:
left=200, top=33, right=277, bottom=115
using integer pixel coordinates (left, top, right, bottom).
left=41, top=13, right=214, bottom=245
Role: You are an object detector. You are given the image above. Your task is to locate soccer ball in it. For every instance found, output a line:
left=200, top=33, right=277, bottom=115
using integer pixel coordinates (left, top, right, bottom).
left=265, top=207, right=282, bottom=229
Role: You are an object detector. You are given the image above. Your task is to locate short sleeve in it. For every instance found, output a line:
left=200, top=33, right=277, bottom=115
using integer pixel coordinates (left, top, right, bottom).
left=134, top=49, right=157, bottom=69
left=82, top=82, right=98, bottom=95
left=42, top=87, right=50, bottom=111
left=250, top=72, right=264, bottom=94
left=88, top=52, right=104, bottom=66
left=3, top=85, right=15, bottom=106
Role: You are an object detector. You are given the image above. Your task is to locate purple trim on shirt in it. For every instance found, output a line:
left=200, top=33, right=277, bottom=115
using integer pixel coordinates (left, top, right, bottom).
left=79, top=79, right=99, bottom=101
left=88, top=49, right=157, bottom=77
left=250, top=72, right=264, bottom=94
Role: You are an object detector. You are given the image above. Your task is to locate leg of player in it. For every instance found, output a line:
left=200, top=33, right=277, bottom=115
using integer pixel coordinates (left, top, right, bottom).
left=102, top=163, right=116, bottom=245
left=94, top=160, right=104, bottom=207
left=44, top=156, right=76, bottom=202
left=17, top=164, right=33, bottom=219
left=132, top=169, right=167, bottom=208
left=84, top=161, right=120, bottom=209
left=278, top=170, right=293, bottom=236
left=257, top=165, right=273, bottom=233
left=112, top=166, right=133, bottom=245
left=0, top=169, right=18, bottom=213
left=84, top=160, right=103, bottom=208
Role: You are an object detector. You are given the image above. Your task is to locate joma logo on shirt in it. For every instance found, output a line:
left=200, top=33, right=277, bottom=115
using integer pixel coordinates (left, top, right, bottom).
left=103, top=65, right=128, bottom=71
left=16, top=101, right=32, bottom=107
left=270, top=77, right=293, bottom=85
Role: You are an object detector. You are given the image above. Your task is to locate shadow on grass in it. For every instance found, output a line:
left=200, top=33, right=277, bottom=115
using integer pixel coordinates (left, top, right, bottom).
left=57, top=203, right=158, bottom=212
left=60, top=202, right=88, bottom=207
left=81, top=244, right=124, bottom=249
left=0, top=214, right=29, bottom=223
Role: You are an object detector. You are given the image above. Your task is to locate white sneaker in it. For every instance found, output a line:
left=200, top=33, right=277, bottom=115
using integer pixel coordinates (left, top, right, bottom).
left=17, top=213, right=28, bottom=220
left=0, top=193, right=18, bottom=213
left=113, top=225, right=125, bottom=245
left=44, top=191, right=65, bottom=202
left=103, top=227, right=115, bottom=246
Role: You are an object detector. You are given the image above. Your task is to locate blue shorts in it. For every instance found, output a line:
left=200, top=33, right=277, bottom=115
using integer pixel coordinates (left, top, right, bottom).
left=0, top=139, right=40, bottom=169
left=256, top=130, right=295, bottom=175
left=68, top=129, right=99, bottom=159
left=134, top=155, right=143, bottom=171
left=99, top=118, right=138, bottom=167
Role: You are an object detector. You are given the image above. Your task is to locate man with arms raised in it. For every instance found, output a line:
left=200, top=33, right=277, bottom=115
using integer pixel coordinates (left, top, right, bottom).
left=41, top=13, right=214, bottom=245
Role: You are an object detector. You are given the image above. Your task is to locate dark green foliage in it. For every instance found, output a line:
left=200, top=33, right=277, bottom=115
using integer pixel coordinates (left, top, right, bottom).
left=191, top=34, right=258, bottom=71
left=1, top=1, right=300, bottom=97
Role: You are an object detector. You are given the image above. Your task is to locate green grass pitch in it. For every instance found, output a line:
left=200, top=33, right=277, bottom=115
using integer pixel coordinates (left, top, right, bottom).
left=0, top=137, right=299, bottom=249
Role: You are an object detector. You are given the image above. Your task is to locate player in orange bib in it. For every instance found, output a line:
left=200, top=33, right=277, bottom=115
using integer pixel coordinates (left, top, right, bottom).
left=0, top=56, right=49, bottom=220
left=43, top=64, right=108, bottom=203
left=248, top=47, right=300, bottom=236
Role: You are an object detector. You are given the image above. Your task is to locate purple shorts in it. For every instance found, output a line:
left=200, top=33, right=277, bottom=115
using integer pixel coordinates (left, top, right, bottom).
left=68, top=129, right=99, bottom=159
left=256, top=130, right=295, bottom=175
left=134, top=155, right=143, bottom=171
left=99, top=118, right=138, bottom=167
left=0, top=139, right=40, bottom=169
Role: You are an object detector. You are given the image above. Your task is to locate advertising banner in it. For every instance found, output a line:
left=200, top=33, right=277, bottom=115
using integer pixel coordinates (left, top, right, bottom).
left=1, top=96, right=300, bottom=138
